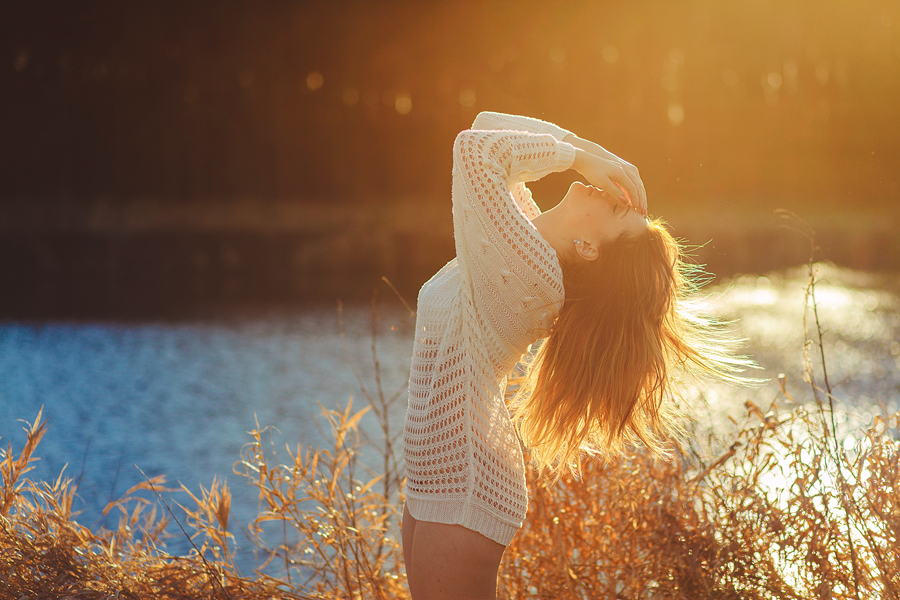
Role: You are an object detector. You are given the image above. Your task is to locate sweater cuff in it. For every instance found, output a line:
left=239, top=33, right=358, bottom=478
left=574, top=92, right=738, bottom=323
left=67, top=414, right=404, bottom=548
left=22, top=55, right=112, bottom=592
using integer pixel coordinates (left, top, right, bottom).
left=524, top=119, right=572, bottom=141
left=540, top=121, right=574, bottom=142
left=554, top=140, right=577, bottom=172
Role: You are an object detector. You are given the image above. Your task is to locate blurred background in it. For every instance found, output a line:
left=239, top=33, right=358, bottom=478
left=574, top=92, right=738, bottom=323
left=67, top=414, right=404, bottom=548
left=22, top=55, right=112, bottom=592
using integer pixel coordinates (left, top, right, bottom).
left=1, top=0, right=898, bottom=573
left=1, top=0, right=898, bottom=317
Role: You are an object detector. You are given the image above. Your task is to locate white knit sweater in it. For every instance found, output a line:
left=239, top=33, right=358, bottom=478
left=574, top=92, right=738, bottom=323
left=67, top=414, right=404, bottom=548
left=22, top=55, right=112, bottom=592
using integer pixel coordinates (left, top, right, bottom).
left=404, top=112, right=576, bottom=545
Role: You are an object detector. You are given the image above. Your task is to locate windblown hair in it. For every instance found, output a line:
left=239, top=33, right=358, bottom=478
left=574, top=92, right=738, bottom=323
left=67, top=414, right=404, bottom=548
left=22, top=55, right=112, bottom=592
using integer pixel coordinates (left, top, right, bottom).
left=512, top=218, right=751, bottom=477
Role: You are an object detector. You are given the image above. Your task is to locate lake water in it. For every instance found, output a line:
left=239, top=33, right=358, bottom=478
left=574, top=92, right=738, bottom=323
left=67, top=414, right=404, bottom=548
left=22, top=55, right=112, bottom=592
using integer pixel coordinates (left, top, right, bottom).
left=1, top=264, right=898, bottom=574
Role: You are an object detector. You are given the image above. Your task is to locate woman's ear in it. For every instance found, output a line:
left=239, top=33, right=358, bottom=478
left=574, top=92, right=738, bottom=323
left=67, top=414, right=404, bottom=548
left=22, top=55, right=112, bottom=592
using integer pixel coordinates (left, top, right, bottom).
left=574, top=239, right=600, bottom=262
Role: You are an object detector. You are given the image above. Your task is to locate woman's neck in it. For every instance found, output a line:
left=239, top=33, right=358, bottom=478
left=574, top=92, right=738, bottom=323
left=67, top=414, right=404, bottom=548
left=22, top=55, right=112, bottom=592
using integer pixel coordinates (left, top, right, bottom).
left=532, top=206, right=574, bottom=263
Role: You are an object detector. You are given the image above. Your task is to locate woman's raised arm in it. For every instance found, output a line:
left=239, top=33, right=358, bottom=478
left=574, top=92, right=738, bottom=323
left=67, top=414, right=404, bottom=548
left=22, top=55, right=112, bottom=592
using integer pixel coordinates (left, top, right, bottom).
left=471, top=111, right=647, bottom=215
left=471, top=111, right=572, bottom=141
left=450, top=129, right=575, bottom=320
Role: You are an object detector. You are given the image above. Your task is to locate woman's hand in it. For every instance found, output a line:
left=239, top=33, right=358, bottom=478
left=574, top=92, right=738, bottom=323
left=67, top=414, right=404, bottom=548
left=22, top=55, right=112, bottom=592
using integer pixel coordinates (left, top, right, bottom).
left=564, top=134, right=647, bottom=216
left=571, top=148, right=647, bottom=217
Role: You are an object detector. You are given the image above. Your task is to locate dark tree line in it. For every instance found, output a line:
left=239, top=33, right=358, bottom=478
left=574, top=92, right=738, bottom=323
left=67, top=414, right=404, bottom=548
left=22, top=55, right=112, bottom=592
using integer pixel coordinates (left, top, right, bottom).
left=1, top=0, right=898, bottom=210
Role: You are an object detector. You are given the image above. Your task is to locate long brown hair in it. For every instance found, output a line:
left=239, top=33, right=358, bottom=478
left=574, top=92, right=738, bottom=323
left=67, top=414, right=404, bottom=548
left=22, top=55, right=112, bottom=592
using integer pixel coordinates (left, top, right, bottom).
left=512, top=218, right=751, bottom=476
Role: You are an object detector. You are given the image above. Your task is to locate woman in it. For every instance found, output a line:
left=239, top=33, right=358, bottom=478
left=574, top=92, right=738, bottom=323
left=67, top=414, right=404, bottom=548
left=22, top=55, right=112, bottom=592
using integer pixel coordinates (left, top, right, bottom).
left=401, top=112, right=744, bottom=600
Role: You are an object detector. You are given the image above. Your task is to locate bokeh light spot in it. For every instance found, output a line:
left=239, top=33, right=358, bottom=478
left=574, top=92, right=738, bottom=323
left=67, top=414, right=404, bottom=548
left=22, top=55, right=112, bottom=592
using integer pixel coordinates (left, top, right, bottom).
left=864, top=295, right=879, bottom=311
left=549, top=46, right=566, bottom=65
left=459, top=88, right=476, bottom=107
left=667, top=103, right=684, bottom=126
left=239, top=70, right=255, bottom=89
left=762, top=71, right=780, bottom=104
left=602, top=46, right=619, bottom=64
left=662, top=49, right=682, bottom=91
left=815, top=62, right=830, bottom=85
left=14, top=50, right=29, bottom=72
left=306, top=71, right=324, bottom=91
left=783, top=60, right=798, bottom=79
left=394, top=92, right=412, bottom=115
left=342, top=88, right=359, bottom=106
left=783, top=60, right=799, bottom=94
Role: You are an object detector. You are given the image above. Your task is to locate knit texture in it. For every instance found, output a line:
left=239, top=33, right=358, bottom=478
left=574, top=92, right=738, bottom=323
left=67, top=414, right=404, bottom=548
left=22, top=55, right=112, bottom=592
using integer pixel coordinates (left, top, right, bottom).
left=404, top=112, right=575, bottom=545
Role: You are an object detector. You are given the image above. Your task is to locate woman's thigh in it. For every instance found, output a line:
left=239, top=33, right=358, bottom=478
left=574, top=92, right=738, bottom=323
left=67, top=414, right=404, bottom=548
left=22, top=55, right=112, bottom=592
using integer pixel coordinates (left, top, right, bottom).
left=409, top=519, right=506, bottom=600
left=401, top=504, right=418, bottom=595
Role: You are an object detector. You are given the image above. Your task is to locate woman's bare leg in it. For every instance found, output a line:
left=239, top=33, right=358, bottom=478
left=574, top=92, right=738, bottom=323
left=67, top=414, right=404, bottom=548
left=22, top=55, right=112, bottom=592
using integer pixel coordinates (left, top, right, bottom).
left=401, top=503, right=418, bottom=597
left=409, top=519, right=506, bottom=600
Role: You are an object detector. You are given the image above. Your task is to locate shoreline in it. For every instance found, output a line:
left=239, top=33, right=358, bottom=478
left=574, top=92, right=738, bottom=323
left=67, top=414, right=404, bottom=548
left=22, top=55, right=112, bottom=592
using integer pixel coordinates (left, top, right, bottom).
left=0, top=200, right=897, bottom=319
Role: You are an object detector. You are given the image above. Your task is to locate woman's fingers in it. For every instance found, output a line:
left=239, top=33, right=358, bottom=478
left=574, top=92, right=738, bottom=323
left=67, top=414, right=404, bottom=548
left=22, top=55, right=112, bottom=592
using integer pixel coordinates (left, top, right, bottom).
left=621, top=164, right=647, bottom=216
left=607, top=165, right=641, bottom=209
left=611, top=181, right=633, bottom=207
left=621, top=171, right=643, bottom=210
left=611, top=181, right=646, bottom=217
left=578, top=153, right=647, bottom=215
left=630, top=173, right=648, bottom=215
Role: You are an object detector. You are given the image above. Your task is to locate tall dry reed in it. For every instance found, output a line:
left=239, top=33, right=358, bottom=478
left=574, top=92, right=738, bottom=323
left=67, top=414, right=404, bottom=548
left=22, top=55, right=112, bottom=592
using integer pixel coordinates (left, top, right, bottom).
left=1, top=266, right=898, bottom=599
left=0, top=408, right=287, bottom=599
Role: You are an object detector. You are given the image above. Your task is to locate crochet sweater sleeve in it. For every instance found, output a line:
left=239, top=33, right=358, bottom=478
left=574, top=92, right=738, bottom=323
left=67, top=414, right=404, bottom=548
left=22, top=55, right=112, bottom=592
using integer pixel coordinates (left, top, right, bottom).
left=452, top=128, right=575, bottom=374
left=470, top=112, right=573, bottom=221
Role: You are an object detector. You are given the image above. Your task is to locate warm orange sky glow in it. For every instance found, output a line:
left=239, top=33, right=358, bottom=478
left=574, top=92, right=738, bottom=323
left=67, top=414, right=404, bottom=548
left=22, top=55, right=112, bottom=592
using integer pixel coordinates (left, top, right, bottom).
left=3, top=0, right=899, bottom=216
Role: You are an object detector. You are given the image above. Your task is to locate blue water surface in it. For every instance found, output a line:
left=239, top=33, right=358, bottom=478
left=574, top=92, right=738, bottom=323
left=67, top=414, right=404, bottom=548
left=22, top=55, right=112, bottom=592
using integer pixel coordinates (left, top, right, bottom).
left=1, top=266, right=898, bottom=575
left=0, top=304, right=415, bottom=572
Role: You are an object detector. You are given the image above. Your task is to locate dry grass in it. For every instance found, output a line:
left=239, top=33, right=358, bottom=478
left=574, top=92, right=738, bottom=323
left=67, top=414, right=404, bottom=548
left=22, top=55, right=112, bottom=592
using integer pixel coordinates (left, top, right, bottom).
left=0, top=408, right=286, bottom=599
left=1, top=266, right=898, bottom=599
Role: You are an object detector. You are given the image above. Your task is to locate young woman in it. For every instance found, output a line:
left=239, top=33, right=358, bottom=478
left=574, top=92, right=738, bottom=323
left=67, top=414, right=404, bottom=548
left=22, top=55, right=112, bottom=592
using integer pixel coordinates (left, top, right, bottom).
left=401, top=112, right=743, bottom=600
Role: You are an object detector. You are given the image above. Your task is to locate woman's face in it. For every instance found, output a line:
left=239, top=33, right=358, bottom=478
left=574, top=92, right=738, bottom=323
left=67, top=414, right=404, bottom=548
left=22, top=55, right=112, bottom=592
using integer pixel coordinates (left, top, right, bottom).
left=564, top=181, right=648, bottom=243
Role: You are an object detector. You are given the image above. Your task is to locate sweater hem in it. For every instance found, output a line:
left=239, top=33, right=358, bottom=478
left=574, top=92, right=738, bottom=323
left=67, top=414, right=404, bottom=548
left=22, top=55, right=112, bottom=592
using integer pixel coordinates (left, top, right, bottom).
left=405, top=494, right=521, bottom=546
